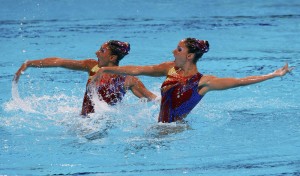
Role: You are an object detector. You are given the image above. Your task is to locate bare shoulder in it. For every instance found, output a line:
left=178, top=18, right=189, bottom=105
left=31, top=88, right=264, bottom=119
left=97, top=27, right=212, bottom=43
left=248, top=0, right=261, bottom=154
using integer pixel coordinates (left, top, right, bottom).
left=83, top=59, right=97, bottom=65
left=82, top=59, right=98, bottom=70
left=154, top=61, right=175, bottom=74
left=199, top=75, right=217, bottom=84
left=198, top=75, right=218, bottom=95
left=135, top=61, right=174, bottom=77
left=158, top=61, right=175, bottom=68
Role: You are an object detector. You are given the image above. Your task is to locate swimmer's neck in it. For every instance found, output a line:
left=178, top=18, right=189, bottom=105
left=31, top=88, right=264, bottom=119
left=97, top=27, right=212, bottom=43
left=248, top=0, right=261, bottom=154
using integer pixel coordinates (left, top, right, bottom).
left=98, top=63, right=119, bottom=68
left=179, top=64, right=198, bottom=76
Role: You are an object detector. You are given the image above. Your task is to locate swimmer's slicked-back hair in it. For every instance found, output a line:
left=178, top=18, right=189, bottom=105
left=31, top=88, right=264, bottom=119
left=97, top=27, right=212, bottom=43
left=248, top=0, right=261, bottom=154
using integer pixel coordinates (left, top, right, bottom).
left=107, top=40, right=130, bottom=64
left=184, top=38, right=209, bottom=63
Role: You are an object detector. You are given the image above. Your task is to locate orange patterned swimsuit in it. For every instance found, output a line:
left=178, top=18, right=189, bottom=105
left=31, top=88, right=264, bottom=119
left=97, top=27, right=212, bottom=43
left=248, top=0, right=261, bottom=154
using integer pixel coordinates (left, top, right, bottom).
left=159, top=67, right=203, bottom=123
left=81, top=65, right=126, bottom=115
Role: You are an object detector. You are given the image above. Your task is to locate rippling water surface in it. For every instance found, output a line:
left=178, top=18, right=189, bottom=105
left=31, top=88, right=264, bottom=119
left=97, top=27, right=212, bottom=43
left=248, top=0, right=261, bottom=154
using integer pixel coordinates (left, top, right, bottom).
left=1, top=0, right=300, bottom=175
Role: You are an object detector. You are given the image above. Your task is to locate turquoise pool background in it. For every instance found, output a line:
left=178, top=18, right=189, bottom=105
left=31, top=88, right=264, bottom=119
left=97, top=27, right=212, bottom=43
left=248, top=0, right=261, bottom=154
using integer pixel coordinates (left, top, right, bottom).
left=1, top=0, right=300, bottom=175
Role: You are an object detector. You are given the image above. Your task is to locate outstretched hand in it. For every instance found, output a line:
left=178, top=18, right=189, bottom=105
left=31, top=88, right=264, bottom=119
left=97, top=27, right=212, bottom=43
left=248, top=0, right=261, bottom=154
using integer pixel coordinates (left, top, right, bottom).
left=13, top=62, right=28, bottom=83
left=273, top=63, right=294, bottom=77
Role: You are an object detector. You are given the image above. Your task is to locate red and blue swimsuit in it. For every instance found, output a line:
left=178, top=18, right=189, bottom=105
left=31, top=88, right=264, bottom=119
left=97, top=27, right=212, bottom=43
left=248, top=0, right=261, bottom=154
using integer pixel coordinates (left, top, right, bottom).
left=159, top=67, right=203, bottom=123
left=81, top=65, right=126, bottom=115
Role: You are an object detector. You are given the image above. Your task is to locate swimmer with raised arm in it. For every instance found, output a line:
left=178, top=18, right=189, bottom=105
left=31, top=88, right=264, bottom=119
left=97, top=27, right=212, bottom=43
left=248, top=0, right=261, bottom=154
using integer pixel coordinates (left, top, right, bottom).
left=92, top=38, right=293, bottom=123
left=14, top=40, right=157, bottom=116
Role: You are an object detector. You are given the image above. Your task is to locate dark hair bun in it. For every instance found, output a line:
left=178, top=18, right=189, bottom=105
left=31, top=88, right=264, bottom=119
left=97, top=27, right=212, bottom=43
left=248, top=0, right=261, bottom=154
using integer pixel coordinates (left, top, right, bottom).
left=201, top=40, right=209, bottom=53
left=108, top=40, right=130, bottom=56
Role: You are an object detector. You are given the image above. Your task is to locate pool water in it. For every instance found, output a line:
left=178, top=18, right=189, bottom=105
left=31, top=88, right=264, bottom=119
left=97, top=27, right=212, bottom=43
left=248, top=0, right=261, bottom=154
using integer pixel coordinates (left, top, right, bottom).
left=1, top=0, right=300, bottom=175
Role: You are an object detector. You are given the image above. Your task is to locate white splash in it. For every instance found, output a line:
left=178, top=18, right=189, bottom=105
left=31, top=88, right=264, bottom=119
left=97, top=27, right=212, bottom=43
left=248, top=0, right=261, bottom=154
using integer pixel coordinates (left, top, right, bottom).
left=5, top=81, right=38, bottom=113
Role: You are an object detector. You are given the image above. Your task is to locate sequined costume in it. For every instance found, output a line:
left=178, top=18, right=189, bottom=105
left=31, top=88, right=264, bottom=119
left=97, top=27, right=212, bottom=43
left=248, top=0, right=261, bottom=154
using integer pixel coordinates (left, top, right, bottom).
left=81, top=65, right=126, bottom=115
left=159, top=67, right=203, bottom=123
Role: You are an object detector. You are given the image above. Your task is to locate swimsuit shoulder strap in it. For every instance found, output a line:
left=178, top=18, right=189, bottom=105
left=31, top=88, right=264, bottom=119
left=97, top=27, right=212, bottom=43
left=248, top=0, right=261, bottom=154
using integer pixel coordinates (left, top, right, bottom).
left=91, top=65, right=100, bottom=73
left=167, top=67, right=179, bottom=76
left=88, top=65, right=100, bottom=80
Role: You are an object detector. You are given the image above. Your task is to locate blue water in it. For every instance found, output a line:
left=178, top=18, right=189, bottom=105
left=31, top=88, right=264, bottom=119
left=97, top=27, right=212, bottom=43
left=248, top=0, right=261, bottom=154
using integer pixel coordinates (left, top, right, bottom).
left=1, top=0, right=300, bottom=175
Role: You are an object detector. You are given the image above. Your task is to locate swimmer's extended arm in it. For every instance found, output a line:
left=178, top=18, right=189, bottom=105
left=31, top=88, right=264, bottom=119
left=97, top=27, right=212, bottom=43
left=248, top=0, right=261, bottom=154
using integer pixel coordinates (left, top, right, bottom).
left=13, top=58, right=96, bottom=82
left=199, top=64, right=293, bottom=95
left=100, top=62, right=173, bottom=76
left=90, top=61, right=174, bottom=85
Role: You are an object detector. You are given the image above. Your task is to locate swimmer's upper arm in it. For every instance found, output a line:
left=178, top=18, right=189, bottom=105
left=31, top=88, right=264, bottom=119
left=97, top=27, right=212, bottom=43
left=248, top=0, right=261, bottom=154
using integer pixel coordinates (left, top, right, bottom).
left=198, top=75, right=243, bottom=95
left=55, top=58, right=96, bottom=71
left=81, top=59, right=98, bottom=71
left=103, top=61, right=174, bottom=77
left=138, top=61, right=174, bottom=76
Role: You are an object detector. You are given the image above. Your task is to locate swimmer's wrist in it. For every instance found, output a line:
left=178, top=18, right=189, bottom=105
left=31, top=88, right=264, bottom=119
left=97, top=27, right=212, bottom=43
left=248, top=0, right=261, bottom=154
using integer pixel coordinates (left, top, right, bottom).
left=269, top=71, right=280, bottom=78
left=24, top=60, right=31, bottom=67
left=268, top=72, right=276, bottom=78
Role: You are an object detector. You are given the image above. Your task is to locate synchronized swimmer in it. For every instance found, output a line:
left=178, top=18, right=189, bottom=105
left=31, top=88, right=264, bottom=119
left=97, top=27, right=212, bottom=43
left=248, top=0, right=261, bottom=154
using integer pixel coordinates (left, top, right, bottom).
left=14, top=40, right=156, bottom=116
left=14, top=38, right=292, bottom=122
left=92, top=38, right=293, bottom=123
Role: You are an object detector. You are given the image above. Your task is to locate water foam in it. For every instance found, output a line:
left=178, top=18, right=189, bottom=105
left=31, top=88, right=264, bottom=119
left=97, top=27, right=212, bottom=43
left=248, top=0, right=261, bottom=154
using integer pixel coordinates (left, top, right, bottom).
left=5, top=81, right=39, bottom=113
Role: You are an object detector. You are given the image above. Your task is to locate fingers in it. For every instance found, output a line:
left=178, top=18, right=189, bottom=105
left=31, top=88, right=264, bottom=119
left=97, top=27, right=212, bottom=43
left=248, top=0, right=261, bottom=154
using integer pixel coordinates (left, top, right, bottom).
left=13, top=75, right=18, bottom=83
left=288, top=66, right=295, bottom=72
left=284, top=63, right=295, bottom=73
left=13, top=63, right=28, bottom=82
left=279, top=63, right=294, bottom=77
left=13, top=72, right=21, bottom=83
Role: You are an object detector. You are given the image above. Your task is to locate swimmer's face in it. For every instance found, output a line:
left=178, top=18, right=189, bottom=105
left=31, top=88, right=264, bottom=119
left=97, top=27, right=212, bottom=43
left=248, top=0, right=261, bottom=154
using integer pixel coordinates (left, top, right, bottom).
left=96, top=43, right=112, bottom=67
left=173, top=40, right=189, bottom=67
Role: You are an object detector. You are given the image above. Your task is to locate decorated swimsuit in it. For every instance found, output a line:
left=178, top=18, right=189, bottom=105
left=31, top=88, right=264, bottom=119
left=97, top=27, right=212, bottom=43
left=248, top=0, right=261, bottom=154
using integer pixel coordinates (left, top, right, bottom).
left=81, top=65, right=126, bottom=115
left=159, top=67, right=203, bottom=123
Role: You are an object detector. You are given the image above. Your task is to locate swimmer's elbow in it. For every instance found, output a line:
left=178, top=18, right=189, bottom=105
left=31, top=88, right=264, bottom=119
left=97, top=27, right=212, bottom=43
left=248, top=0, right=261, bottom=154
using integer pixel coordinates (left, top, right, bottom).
left=130, top=68, right=140, bottom=76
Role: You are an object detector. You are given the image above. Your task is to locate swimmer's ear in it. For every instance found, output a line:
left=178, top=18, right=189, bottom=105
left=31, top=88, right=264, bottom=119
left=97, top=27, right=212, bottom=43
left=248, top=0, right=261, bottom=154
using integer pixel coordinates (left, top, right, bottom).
left=187, top=53, right=195, bottom=61
left=110, top=55, right=118, bottom=63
